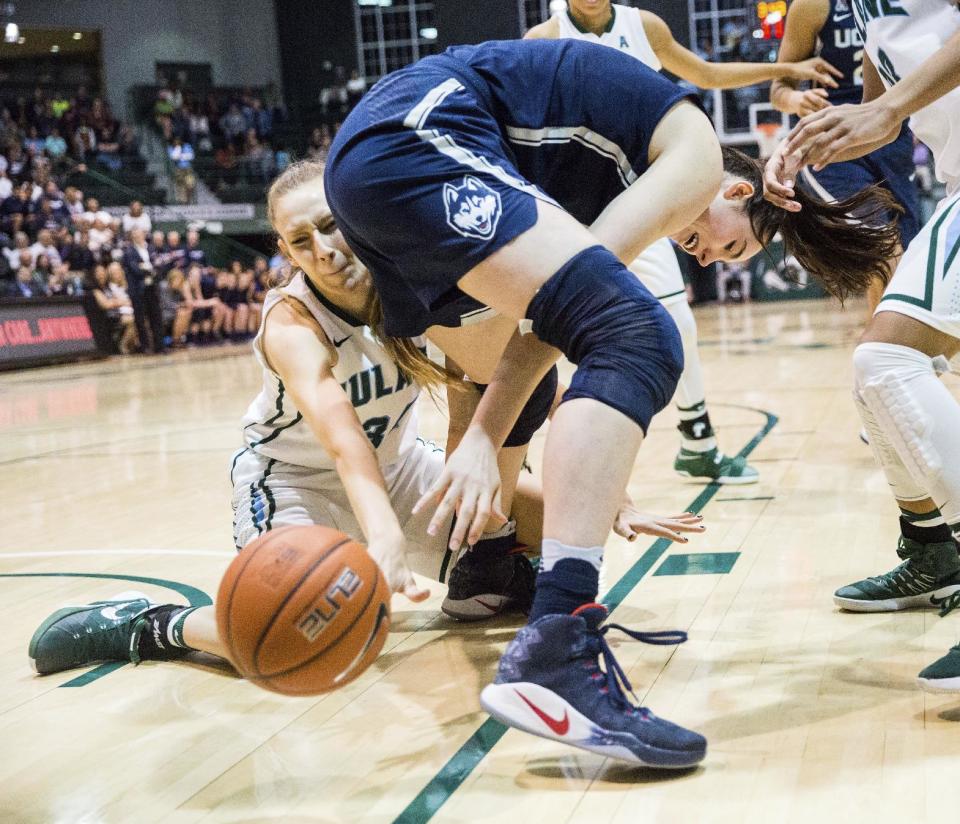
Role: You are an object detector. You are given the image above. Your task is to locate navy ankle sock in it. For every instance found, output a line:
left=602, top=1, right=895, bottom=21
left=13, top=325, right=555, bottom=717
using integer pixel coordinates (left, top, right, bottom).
left=528, top=558, right=599, bottom=622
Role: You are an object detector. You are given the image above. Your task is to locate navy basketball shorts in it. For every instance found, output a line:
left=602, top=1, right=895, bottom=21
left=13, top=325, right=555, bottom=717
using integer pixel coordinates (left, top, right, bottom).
left=799, top=127, right=922, bottom=248
left=325, top=67, right=557, bottom=337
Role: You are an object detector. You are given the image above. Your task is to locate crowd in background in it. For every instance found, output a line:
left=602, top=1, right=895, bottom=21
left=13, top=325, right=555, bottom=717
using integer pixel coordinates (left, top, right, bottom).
left=1, top=85, right=136, bottom=176
left=153, top=84, right=289, bottom=203
left=0, top=172, right=276, bottom=356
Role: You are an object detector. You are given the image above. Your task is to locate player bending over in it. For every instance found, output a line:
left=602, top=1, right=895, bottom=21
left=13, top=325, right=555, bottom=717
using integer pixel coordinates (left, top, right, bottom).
left=322, top=38, right=898, bottom=767
left=525, top=0, right=842, bottom=484
left=28, top=160, right=703, bottom=677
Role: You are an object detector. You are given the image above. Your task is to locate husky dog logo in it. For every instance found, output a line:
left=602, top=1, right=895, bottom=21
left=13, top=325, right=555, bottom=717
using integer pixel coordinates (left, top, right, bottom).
left=443, top=175, right=502, bottom=240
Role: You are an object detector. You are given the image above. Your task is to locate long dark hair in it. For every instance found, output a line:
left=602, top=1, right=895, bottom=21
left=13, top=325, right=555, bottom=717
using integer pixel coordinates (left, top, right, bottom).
left=722, top=148, right=902, bottom=302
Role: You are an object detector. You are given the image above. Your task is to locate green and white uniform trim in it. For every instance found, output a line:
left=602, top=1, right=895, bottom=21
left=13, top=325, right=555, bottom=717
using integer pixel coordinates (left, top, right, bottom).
left=877, top=191, right=960, bottom=337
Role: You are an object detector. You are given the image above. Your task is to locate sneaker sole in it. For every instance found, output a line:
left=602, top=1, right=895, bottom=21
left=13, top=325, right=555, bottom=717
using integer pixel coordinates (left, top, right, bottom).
left=675, top=470, right=759, bottom=486
left=917, top=675, right=960, bottom=693
left=28, top=590, right=152, bottom=674
left=441, top=594, right=512, bottom=622
left=480, top=682, right=705, bottom=769
left=833, top=582, right=960, bottom=613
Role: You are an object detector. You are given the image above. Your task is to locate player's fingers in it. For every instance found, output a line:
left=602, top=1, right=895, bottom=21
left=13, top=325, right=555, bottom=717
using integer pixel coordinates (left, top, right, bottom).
left=454, top=495, right=479, bottom=549
left=412, top=471, right=450, bottom=515
left=403, top=576, right=430, bottom=603
left=490, top=488, right=507, bottom=526
left=812, top=139, right=851, bottom=171
left=466, top=492, right=492, bottom=547
left=812, top=69, right=839, bottom=89
left=823, top=60, right=844, bottom=79
left=428, top=483, right=462, bottom=540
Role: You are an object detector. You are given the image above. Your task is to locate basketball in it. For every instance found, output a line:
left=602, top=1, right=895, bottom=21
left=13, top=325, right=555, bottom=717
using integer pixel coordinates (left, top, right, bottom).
left=216, top=525, right=391, bottom=696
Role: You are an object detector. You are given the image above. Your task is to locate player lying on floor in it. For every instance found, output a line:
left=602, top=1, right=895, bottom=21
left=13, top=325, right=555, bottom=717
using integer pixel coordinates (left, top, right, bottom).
left=28, top=159, right=706, bottom=676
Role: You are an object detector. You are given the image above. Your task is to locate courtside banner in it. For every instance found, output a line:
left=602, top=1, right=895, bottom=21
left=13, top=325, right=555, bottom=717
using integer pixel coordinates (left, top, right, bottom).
left=0, top=298, right=100, bottom=369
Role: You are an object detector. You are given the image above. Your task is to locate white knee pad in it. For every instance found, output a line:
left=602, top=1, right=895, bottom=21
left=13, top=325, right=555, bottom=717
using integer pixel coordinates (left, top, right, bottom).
left=853, top=342, right=960, bottom=520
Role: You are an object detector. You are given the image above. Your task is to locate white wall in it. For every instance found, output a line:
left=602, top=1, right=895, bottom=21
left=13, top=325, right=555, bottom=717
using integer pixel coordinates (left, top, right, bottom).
left=14, top=0, right=283, bottom=117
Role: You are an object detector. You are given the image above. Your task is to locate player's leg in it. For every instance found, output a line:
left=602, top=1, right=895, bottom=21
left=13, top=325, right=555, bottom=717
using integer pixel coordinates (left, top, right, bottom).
left=849, top=193, right=960, bottom=690
left=630, top=239, right=758, bottom=484
left=448, top=203, right=704, bottom=766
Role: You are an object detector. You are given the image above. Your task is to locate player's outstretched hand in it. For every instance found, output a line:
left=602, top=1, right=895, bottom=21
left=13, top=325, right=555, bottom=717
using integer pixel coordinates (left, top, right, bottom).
left=785, top=100, right=900, bottom=171
left=613, top=501, right=706, bottom=543
left=413, top=427, right=507, bottom=551
left=762, top=138, right=805, bottom=212
left=789, top=56, right=843, bottom=89
left=367, top=533, right=430, bottom=603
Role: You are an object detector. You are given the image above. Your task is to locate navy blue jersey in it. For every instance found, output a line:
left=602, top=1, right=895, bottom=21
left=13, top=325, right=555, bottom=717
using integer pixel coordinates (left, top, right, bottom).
left=326, top=39, right=695, bottom=336
left=817, top=0, right=864, bottom=105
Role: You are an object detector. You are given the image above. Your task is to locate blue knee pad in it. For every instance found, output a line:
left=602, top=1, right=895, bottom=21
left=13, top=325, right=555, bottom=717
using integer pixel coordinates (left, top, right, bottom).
left=525, top=245, right=683, bottom=433
left=477, top=365, right=558, bottom=447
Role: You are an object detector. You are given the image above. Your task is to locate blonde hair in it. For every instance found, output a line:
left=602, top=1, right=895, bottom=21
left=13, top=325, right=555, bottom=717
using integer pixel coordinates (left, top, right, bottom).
left=266, top=160, right=460, bottom=392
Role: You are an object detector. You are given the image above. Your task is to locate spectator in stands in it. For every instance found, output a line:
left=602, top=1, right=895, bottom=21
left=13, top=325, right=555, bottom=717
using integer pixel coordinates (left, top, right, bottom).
left=33, top=253, right=54, bottom=285
left=2, top=182, right=35, bottom=235
left=83, top=197, right=110, bottom=226
left=88, top=214, right=114, bottom=255
left=36, top=200, right=65, bottom=233
left=184, top=229, right=206, bottom=269
left=63, top=187, right=84, bottom=221
left=167, top=137, right=196, bottom=204
left=46, top=262, right=78, bottom=297
left=306, top=126, right=331, bottom=162
left=219, top=104, right=246, bottom=149
left=122, top=200, right=152, bottom=236
left=29, top=229, right=61, bottom=267
left=248, top=256, right=269, bottom=329
left=242, top=128, right=272, bottom=182
left=24, top=126, right=45, bottom=155
left=73, top=118, right=97, bottom=161
left=150, top=229, right=167, bottom=258
left=160, top=266, right=193, bottom=348
left=164, top=230, right=187, bottom=274
left=274, top=143, right=291, bottom=175
left=95, top=118, right=122, bottom=171
left=63, top=227, right=96, bottom=277
left=44, top=128, right=68, bottom=167
left=3, top=232, right=30, bottom=270
left=187, top=105, right=212, bottom=153
left=6, top=143, right=28, bottom=182
left=123, top=227, right=166, bottom=354
left=8, top=265, right=46, bottom=298
left=42, top=180, right=67, bottom=217
left=0, top=169, right=11, bottom=201
left=251, top=98, right=272, bottom=140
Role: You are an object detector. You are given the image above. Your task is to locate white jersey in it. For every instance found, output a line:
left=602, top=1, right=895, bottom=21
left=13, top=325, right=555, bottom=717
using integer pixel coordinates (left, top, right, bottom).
left=555, top=3, right=661, bottom=70
left=240, top=271, right=422, bottom=473
left=854, top=0, right=960, bottom=194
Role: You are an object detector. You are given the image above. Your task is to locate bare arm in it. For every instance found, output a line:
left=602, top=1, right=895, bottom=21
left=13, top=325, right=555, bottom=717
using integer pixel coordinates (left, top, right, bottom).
left=644, top=10, right=840, bottom=91
left=590, top=100, right=722, bottom=264
left=263, top=299, right=427, bottom=601
left=522, top=16, right=559, bottom=40
left=770, top=0, right=833, bottom=116
left=782, top=30, right=960, bottom=172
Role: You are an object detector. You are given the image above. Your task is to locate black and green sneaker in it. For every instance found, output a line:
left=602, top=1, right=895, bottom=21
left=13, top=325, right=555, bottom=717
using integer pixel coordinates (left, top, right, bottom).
left=29, top=591, right=155, bottom=675
left=834, top=538, right=960, bottom=613
left=918, top=643, right=960, bottom=693
left=674, top=447, right=759, bottom=485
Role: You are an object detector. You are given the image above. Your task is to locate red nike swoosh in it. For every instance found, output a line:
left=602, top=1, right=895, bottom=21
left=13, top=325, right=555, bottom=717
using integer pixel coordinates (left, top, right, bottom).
left=515, top=690, right=570, bottom=736
left=474, top=598, right=502, bottom=612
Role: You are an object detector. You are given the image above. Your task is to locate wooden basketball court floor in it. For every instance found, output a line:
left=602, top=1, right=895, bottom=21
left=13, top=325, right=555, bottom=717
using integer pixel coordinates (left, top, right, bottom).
left=1, top=298, right=957, bottom=823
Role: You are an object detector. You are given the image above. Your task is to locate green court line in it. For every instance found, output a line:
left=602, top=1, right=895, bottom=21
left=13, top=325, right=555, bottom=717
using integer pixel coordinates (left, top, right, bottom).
left=0, top=572, right=212, bottom=687
left=654, top=552, right=740, bottom=577
left=393, top=406, right=778, bottom=824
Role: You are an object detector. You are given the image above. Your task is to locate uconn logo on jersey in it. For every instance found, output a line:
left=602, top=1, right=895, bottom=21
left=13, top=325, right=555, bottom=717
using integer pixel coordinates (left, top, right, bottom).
left=443, top=175, right=502, bottom=239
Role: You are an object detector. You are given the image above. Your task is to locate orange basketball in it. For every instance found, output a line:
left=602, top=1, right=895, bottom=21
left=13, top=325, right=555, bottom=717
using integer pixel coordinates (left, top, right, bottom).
left=216, top=525, right=391, bottom=696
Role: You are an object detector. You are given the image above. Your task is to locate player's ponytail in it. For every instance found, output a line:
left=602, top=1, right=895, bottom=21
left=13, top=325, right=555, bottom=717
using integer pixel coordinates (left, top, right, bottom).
left=365, top=290, right=464, bottom=395
left=722, top=148, right=902, bottom=302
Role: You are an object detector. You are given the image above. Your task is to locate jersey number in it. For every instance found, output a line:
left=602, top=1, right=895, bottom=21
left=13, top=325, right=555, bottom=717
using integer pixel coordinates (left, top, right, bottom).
left=362, top=416, right=390, bottom=448
left=853, top=49, right=864, bottom=87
